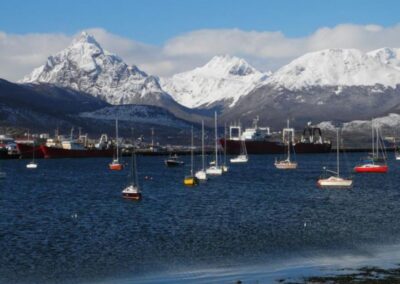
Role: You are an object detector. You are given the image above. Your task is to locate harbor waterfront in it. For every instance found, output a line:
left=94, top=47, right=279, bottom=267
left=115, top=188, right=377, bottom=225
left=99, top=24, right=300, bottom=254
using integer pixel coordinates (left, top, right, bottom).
left=2, top=153, right=400, bottom=283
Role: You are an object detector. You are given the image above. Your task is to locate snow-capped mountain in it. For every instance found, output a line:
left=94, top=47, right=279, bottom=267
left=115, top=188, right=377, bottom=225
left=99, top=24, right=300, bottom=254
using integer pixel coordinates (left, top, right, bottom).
left=21, top=32, right=170, bottom=106
left=265, top=48, right=400, bottom=90
left=160, top=55, right=269, bottom=108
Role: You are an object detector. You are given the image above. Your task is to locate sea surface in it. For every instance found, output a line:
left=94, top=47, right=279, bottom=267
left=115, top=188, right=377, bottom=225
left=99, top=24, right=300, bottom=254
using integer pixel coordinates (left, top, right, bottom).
left=1, top=152, right=400, bottom=283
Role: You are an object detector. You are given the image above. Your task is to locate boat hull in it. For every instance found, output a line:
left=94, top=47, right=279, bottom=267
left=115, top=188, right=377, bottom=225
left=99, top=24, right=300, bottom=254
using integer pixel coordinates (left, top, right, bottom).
left=206, top=166, right=223, bottom=175
left=354, top=164, right=388, bottom=173
left=40, top=145, right=114, bottom=159
left=122, top=192, right=142, bottom=200
left=317, top=177, right=353, bottom=188
left=221, top=139, right=331, bottom=155
left=16, top=143, right=45, bottom=159
left=165, top=160, right=184, bottom=167
left=184, top=176, right=199, bottom=186
left=195, top=170, right=207, bottom=180
left=274, top=162, right=298, bottom=169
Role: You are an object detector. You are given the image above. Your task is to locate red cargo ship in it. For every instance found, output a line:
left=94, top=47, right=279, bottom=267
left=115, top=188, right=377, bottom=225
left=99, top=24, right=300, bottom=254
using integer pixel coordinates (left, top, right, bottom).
left=221, top=119, right=331, bottom=155
left=16, top=143, right=45, bottom=159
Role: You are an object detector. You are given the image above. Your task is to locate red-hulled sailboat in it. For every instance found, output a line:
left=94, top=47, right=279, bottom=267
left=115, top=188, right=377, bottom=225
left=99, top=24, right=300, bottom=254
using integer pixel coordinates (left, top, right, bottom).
left=354, top=122, right=388, bottom=173
left=109, top=119, right=124, bottom=171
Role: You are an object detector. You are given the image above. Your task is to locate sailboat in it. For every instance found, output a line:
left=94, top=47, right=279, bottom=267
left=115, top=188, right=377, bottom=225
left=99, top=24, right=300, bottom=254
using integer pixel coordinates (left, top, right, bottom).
left=317, top=128, right=353, bottom=188
left=195, top=121, right=208, bottom=180
left=354, top=121, right=388, bottom=173
left=122, top=144, right=141, bottom=200
left=394, top=137, right=400, bottom=160
left=274, top=120, right=297, bottom=169
left=184, top=127, right=199, bottom=186
left=109, top=119, right=124, bottom=171
left=26, top=138, right=38, bottom=169
left=222, top=123, right=229, bottom=172
left=206, top=112, right=223, bottom=175
left=230, top=138, right=248, bottom=163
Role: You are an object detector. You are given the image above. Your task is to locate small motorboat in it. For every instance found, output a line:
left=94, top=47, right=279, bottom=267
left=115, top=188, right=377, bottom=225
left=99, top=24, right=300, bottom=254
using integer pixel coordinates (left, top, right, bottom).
left=26, top=161, right=38, bottom=169
left=230, top=154, right=248, bottom=163
left=165, top=154, right=184, bottom=167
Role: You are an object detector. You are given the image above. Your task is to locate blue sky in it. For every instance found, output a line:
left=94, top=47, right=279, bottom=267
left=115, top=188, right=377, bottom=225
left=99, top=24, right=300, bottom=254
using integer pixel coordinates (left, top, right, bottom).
left=1, top=0, right=400, bottom=45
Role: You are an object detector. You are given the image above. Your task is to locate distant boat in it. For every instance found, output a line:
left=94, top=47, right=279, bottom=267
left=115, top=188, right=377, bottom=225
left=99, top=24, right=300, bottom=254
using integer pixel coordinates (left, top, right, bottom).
left=122, top=145, right=141, bottom=201
left=394, top=138, right=400, bottom=160
left=206, top=112, right=223, bottom=175
left=354, top=121, right=388, bottom=173
left=274, top=120, right=297, bottom=170
left=230, top=137, right=248, bottom=163
left=195, top=120, right=208, bottom=181
left=109, top=119, right=124, bottom=171
left=317, top=128, right=353, bottom=188
left=26, top=136, right=38, bottom=169
left=184, top=127, right=199, bottom=186
left=222, top=124, right=229, bottom=172
left=165, top=154, right=184, bottom=167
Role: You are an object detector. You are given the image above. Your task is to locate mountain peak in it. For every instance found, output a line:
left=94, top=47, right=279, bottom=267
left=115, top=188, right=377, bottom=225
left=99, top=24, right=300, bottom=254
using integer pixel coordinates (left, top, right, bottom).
left=72, top=31, right=101, bottom=47
left=201, top=54, right=257, bottom=76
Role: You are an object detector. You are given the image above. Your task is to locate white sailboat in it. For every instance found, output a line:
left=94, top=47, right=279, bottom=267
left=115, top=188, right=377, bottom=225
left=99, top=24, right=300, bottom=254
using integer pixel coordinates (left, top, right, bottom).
left=26, top=136, right=38, bottom=169
left=195, top=121, right=208, bottom=181
left=222, top=123, right=229, bottom=172
left=206, top=112, right=223, bottom=175
left=317, top=128, right=353, bottom=188
left=122, top=141, right=141, bottom=200
left=274, top=120, right=297, bottom=169
left=230, top=138, right=248, bottom=163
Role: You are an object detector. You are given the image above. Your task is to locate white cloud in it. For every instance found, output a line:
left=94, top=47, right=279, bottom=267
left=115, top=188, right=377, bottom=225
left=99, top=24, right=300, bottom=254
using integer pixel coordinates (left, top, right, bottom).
left=2, top=23, right=400, bottom=81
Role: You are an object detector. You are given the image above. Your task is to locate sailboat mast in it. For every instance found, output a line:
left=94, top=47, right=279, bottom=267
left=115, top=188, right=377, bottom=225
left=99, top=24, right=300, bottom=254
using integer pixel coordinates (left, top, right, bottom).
left=224, top=123, right=227, bottom=166
left=287, top=119, right=290, bottom=161
left=371, top=120, right=374, bottom=158
left=201, top=120, right=205, bottom=171
left=214, top=112, right=218, bottom=167
left=191, top=126, right=194, bottom=176
left=116, top=119, right=119, bottom=159
left=337, top=127, right=339, bottom=177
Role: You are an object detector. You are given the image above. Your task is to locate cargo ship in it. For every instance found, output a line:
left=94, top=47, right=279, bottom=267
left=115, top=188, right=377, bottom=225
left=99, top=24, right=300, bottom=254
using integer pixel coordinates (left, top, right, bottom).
left=16, top=142, right=45, bottom=159
left=220, top=118, right=331, bottom=155
left=40, top=134, right=115, bottom=159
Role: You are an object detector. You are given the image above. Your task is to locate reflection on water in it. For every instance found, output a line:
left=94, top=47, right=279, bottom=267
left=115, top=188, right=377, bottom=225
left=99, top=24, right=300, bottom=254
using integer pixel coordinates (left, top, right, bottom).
left=1, top=153, right=400, bottom=283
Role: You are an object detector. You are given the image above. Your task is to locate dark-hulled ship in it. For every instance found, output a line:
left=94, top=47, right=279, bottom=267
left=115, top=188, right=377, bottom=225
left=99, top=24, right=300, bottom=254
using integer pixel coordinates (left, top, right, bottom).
left=220, top=118, right=331, bottom=155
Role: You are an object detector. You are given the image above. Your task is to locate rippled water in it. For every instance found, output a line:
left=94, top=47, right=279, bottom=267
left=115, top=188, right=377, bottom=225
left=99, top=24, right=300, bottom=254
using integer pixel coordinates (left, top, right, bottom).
left=1, top=153, right=400, bottom=283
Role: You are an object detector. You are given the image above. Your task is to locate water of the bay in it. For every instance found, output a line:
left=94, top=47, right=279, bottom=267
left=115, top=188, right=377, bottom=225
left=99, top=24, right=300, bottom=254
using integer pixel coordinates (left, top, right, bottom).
left=1, top=152, right=400, bottom=283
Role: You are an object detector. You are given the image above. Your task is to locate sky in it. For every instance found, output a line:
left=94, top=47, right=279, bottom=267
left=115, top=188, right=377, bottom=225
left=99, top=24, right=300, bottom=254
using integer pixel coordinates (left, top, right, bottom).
left=1, top=0, right=400, bottom=81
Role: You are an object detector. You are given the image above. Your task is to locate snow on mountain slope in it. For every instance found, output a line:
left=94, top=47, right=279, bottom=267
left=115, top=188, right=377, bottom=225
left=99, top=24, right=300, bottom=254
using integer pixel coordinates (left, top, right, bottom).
left=21, top=32, right=168, bottom=105
left=368, top=47, right=400, bottom=70
left=266, top=48, right=400, bottom=90
left=317, top=113, right=400, bottom=132
left=79, top=105, right=191, bottom=128
left=160, top=55, right=269, bottom=108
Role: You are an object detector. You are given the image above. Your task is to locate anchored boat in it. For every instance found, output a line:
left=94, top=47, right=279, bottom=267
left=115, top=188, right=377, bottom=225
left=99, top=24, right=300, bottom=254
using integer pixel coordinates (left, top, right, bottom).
left=109, top=119, right=124, bottom=171
left=317, top=128, right=353, bottom=188
left=122, top=147, right=142, bottom=201
left=274, top=120, right=297, bottom=170
left=195, top=120, right=208, bottom=181
left=206, top=112, right=223, bottom=176
left=354, top=122, right=388, bottom=173
left=184, top=127, right=199, bottom=186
